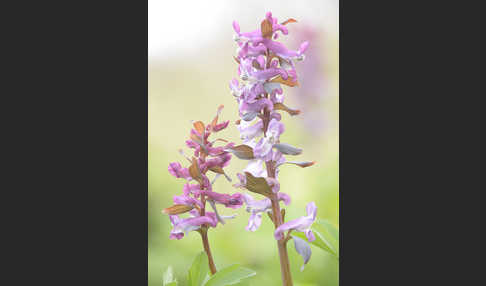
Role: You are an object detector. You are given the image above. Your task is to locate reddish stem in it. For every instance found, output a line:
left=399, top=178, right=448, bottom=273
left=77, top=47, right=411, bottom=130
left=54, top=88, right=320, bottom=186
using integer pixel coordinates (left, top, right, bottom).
left=200, top=227, right=217, bottom=275
left=199, top=193, right=217, bottom=274
left=266, top=161, right=293, bottom=286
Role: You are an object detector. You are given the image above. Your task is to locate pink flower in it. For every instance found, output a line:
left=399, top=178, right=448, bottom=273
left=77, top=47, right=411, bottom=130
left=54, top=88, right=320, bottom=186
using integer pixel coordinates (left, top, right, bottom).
left=173, top=194, right=204, bottom=209
left=182, top=183, right=202, bottom=196
left=164, top=106, right=243, bottom=240
left=274, top=202, right=317, bottom=241
left=168, top=162, right=191, bottom=180
left=201, top=190, right=244, bottom=209
left=230, top=11, right=322, bottom=276
left=169, top=210, right=219, bottom=240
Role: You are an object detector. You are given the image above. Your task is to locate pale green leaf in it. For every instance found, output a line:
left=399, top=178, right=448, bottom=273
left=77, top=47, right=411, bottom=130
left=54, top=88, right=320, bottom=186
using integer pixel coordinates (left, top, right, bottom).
left=204, top=264, right=256, bottom=286
left=163, top=266, right=177, bottom=286
left=188, top=252, right=210, bottom=286
left=315, top=219, right=339, bottom=255
left=292, top=227, right=338, bottom=259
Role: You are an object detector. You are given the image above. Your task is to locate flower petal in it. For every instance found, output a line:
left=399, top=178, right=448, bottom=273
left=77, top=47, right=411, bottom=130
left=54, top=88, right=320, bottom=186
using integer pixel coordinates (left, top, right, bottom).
left=306, top=202, right=317, bottom=220
left=246, top=212, right=262, bottom=231
left=305, top=229, right=316, bottom=242
left=292, top=235, right=312, bottom=271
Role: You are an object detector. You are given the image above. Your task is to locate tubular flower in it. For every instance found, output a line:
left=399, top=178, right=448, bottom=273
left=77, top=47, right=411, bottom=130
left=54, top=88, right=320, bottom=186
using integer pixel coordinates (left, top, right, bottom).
left=230, top=12, right=315, bottom=224
left=169, top=210, right=221, bottom=240
left=274, top=202, right=317, bottom=241
left=229, top=13, right=321, bottom=276
left=242, top=193, right=291, bottom=232
left=274, top=202, right=317, bottom=271
left=163, top=106, right=243, bottom=239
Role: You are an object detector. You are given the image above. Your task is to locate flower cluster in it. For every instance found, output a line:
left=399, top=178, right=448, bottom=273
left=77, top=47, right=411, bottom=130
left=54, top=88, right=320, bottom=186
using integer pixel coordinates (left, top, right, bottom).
left=163, top=106, right=243, bottom=239
left=229, top=12, right=318, bottom=271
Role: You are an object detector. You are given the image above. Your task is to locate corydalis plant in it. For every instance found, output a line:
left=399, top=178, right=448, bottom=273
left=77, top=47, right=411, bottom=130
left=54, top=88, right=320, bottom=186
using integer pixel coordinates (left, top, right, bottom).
left=163, top=106, right=244, bottom=275
left=229, top=12, right=316, bottom=286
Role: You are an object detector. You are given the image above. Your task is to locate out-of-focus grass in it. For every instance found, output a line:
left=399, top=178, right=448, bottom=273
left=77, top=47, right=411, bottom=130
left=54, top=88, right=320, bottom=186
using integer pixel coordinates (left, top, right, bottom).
left=149, top=35, right=338, bottom=286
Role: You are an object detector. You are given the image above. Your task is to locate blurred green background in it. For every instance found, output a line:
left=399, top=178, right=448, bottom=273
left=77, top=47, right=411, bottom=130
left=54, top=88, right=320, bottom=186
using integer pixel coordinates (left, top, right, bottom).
left=149, top=1, right=338, bottom=285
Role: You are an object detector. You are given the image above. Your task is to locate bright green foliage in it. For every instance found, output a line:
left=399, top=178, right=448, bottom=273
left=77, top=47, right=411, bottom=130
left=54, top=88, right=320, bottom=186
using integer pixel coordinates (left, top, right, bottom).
left=188, top=252, right=210, bottom=286
left=204, top=264, right=256, bottom=286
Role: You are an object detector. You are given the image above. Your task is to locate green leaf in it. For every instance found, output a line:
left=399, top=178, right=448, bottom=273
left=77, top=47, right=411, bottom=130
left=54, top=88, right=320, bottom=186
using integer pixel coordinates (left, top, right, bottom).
left=204, top=264, right=256, bottom=286
left=292, top=222, right=339, bottom=260
left=163, top=266, right=177, bottom=286
left=315, top=219, right=339, bottom=256
left=188, top=252, right=210, bottom=286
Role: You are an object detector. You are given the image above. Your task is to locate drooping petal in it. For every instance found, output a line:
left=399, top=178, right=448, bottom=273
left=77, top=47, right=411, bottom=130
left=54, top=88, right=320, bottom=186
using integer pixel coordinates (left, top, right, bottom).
left=292, top=235, right=312, bottom=271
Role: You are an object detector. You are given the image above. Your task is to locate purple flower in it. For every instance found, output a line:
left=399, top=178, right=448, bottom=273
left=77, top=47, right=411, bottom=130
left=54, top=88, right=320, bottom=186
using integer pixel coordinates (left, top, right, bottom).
left=182, top=183, right=202, bottom=196
left=243, top=159, right=267, bottom=177
left=173, top=194, right=204, bottom=209
left=242, top=193, right=291, bottom=232
left=164, top=106, right=244, bottom=240
left=230, top=11, right=321, bottom=276
left=168, top=162, right=191, bottom=180
left=237, top=120, right=263, bottom=143
left=169, top=210, right=219, bottom=240
left=274, top=202, right=317, bottom=241
left=201, top=190, right=244, bottom=209
left=253, top=119, right=285, bottom=160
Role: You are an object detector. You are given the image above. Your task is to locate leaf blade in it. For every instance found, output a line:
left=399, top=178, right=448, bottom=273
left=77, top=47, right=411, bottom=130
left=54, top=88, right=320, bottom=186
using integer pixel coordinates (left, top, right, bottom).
left=204, top=264, right=256, bottom=286
left=244, top=172, right=272, bottom=197
left=188, top=252, right=210, bottom=286
left=315, top=219, right=339, bottom=255
left=162, top=204, right=194, bottom=215
left=225, top=145, right=255, bottom=160
left=273, top=102, right=301, bottom=116
left=273, top=143, right=303, bottom=155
